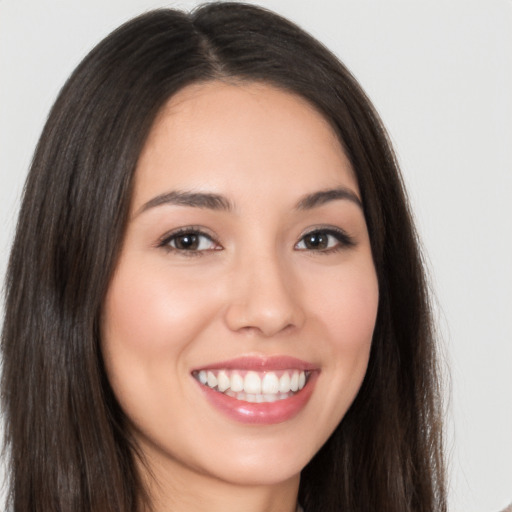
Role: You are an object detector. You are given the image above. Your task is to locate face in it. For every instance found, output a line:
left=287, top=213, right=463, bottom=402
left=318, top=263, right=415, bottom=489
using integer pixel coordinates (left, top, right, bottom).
left=101, top=81, right=379, bottom=491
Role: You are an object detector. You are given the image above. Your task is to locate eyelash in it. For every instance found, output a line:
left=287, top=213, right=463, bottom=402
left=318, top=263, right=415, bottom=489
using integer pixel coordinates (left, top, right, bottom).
left=157, top=226, right=355, bottom=256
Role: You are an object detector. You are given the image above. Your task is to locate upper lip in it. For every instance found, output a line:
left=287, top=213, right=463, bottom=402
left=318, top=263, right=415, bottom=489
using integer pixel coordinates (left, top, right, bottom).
left=192, top=355, right=318, bottom=372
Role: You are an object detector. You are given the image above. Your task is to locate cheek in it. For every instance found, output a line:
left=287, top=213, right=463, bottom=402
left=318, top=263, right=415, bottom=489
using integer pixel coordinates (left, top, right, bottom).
left=101, top=260, right=219, bottom=359
left=304, top=257, right=378, bottom=413
left=99, top=258, right=224, bottom=431
left=307, top=258, right=379, bottom=352
left=284, top=258, right=378, bottom=456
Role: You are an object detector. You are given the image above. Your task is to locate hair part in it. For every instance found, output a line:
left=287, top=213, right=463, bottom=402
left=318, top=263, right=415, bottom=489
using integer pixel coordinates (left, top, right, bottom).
left=1, top=3, right=446, bottom=511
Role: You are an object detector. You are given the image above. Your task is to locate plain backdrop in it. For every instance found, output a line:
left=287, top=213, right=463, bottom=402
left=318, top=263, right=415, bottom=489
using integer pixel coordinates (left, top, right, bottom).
left=1, top=0, right=511, bottom=510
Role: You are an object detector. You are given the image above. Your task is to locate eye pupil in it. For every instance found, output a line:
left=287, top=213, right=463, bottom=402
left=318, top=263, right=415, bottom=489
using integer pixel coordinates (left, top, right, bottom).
left=175, top=233, right=199, bottom=250
left=305, top=232, right=328, bottom=249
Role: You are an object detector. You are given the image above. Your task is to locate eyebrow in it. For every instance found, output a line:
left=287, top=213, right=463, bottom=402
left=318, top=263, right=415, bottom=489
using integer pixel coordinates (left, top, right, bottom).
left=295, top=187, right=363, bottom=210
left=137, top=186, right=362, bottom=216
left=137, top=190, right=233, bottom=215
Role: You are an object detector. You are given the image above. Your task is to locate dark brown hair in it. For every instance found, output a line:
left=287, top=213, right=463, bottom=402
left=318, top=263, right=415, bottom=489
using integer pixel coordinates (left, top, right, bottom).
left=1, top=3, right=446, bottom=511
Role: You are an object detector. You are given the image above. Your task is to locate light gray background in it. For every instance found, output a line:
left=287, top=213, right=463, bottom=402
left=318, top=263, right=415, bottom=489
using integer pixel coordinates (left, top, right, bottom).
left=1, top=1, right=511, bottom=510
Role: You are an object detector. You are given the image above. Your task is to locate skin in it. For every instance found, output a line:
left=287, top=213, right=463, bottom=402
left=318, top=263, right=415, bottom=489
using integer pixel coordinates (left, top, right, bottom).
left=101, top=81, right=379, bottom=512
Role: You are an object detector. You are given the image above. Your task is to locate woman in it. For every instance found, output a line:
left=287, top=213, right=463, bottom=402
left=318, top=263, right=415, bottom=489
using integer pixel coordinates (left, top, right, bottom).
left=1, top=3, right=446, bottom=512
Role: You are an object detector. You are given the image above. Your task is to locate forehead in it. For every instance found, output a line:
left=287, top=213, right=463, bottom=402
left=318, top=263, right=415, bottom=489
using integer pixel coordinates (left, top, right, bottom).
left=133, top=81, right=358, bottom=210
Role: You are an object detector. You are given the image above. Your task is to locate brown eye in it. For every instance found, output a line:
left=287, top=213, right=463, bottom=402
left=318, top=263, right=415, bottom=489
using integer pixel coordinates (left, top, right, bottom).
left=173, top=233, right=200, bottom=250
left=162, top=230, right=219, bottom=252
left=295, top=229, right=354, bottom=252
left=302, top=232, right=329, bottom=250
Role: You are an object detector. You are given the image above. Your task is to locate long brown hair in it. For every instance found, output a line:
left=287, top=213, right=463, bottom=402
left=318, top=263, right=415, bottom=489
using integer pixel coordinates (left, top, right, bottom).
left=1, top=3, right=446, bottom=511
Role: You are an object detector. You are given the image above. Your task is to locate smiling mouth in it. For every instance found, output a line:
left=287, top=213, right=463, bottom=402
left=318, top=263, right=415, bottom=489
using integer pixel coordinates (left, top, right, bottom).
left=192, top=369, right=311, bottom=403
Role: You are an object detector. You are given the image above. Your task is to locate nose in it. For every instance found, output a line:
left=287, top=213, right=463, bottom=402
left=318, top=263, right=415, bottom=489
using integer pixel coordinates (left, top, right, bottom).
left=223, top=251, right=306, bottom=337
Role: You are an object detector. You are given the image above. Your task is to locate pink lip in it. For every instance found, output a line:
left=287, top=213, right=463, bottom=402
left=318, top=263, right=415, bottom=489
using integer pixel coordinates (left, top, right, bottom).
left=192, top=355, right=319, bottom=425
left=192, top=355, right=317, bottom=372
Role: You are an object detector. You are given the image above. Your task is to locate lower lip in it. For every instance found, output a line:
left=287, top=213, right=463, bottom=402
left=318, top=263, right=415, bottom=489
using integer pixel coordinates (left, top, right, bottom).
left=195, top=372, right=318, bottom=425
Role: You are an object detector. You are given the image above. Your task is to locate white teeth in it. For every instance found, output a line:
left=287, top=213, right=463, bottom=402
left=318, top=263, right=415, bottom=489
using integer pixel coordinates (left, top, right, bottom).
left=262, top=372, right=280, bottom=394
left=290, top=371, right=299, bottom=392
left=279, top=372, right=291, bottom=393
left=195, top=369, right=309, bottom=402
left=207, top=371, right=217, bottom=388
left=244, top=371, right=262, bottom=394
left=298, top=371, right=306, bottom=390
left=230, top=372, right=244, bottom=392
left=217, top=370, right=230, bottom=392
